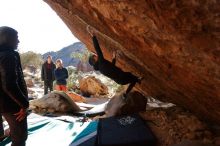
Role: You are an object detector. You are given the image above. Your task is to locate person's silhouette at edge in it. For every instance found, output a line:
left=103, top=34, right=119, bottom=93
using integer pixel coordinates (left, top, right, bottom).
left=0, top=26, right=29, bottom=146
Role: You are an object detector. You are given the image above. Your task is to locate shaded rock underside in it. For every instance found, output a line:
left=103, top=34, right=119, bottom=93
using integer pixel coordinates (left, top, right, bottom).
left=44, top=0, right=220, bottom=124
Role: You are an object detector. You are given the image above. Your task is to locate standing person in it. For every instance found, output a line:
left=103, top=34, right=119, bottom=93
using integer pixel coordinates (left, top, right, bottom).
left=54, top=59, right=68, bottom=92
left=87, top=26, right=142, bottom=97
left=0, top=26, right=29, bottom=146
left=41, top=55, right=56, bottom=95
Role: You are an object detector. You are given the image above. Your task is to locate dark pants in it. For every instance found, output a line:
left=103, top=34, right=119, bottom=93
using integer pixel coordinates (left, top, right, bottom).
left=2, top=113, right=28, bottom=146
left=116, top=72, right=139, bottom=96
left=125, top=82, right=137, bottom=95
left=0, top=115, right=3, bottom=137
left=44, top=81, right=53, bottom=95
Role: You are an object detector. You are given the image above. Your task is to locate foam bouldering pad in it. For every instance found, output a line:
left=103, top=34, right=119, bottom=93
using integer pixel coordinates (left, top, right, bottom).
left=78, top=135, right=97, bottom=146
left=97, top=114, right=157, bottom=146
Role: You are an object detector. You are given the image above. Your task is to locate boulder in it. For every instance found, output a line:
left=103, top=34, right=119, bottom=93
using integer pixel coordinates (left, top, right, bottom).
left=172, top=140, right=216, bottom=146
left=140, top=107, right=214, bottom=146
left=30, top=92, right=74, bottom=113
left=79, top=76, right=108, bottom=96
left=45, top=0, right=220, bottom=124
left=105, top=91, right=147, bottom=117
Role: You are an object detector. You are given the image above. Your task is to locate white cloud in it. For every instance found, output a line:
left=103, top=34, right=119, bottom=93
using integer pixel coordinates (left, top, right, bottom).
left=0, top=0, right=79, bottom=54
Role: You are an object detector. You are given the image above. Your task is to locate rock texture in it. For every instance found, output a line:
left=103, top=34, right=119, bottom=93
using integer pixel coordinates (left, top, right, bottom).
left=105, top=91, right=148, bottom=117
left=23, top=69, right=44, bottom=99
left=79, top=76, right=108, bottom=96
left=171, top=140, right=216, bottom=146
left=44, top=0, right=220, bottom=124
left=140, top=107, right=214, bottom=146
left=30, top=92, right=79, bottom=113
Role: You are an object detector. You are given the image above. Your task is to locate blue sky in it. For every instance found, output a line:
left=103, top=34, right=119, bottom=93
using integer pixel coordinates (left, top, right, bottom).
left=0, top=0, right=79, bottom=54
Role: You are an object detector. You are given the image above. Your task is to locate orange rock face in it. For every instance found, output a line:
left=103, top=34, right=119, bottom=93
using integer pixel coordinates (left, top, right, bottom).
left=44, top=0, right=220, bottom=124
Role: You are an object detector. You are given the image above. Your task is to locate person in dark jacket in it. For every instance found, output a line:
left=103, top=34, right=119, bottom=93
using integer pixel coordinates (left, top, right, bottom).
left=41, top=55, right=56, bottom=95
left=87, top=26, right=142, bottom=97
left=54, top=59, right=68, bottom=92
left=0, top=26, right=29, bottom=146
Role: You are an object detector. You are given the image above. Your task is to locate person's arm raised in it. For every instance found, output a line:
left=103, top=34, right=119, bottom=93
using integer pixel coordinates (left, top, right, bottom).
left=92, top=36, right=104, bottom=61
left=87, top=25, right=104, bottom=61
left=112, top=51, right=118, bottom=65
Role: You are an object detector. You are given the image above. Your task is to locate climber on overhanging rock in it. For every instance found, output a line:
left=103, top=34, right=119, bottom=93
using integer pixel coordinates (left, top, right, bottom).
left=87, top=26, right=143, bottom=98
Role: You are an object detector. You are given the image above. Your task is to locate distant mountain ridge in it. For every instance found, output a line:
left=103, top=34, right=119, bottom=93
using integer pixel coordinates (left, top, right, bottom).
left=43, top=42, right=87, bottom=67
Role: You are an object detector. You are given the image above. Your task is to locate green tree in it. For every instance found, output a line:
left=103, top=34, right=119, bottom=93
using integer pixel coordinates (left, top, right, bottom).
left=71, top=49, right=91, bottom=63
left=20, top=51, right=43, bottom=68
left=66, top=66, right=80, bottom=91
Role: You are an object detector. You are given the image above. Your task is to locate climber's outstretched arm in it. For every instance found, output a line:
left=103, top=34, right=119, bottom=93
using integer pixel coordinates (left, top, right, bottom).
left=87, top=26, right=104, bottom=61
left=92, top=36, right=104, bottom=61
left=112, top=51, right=117, bottom=65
